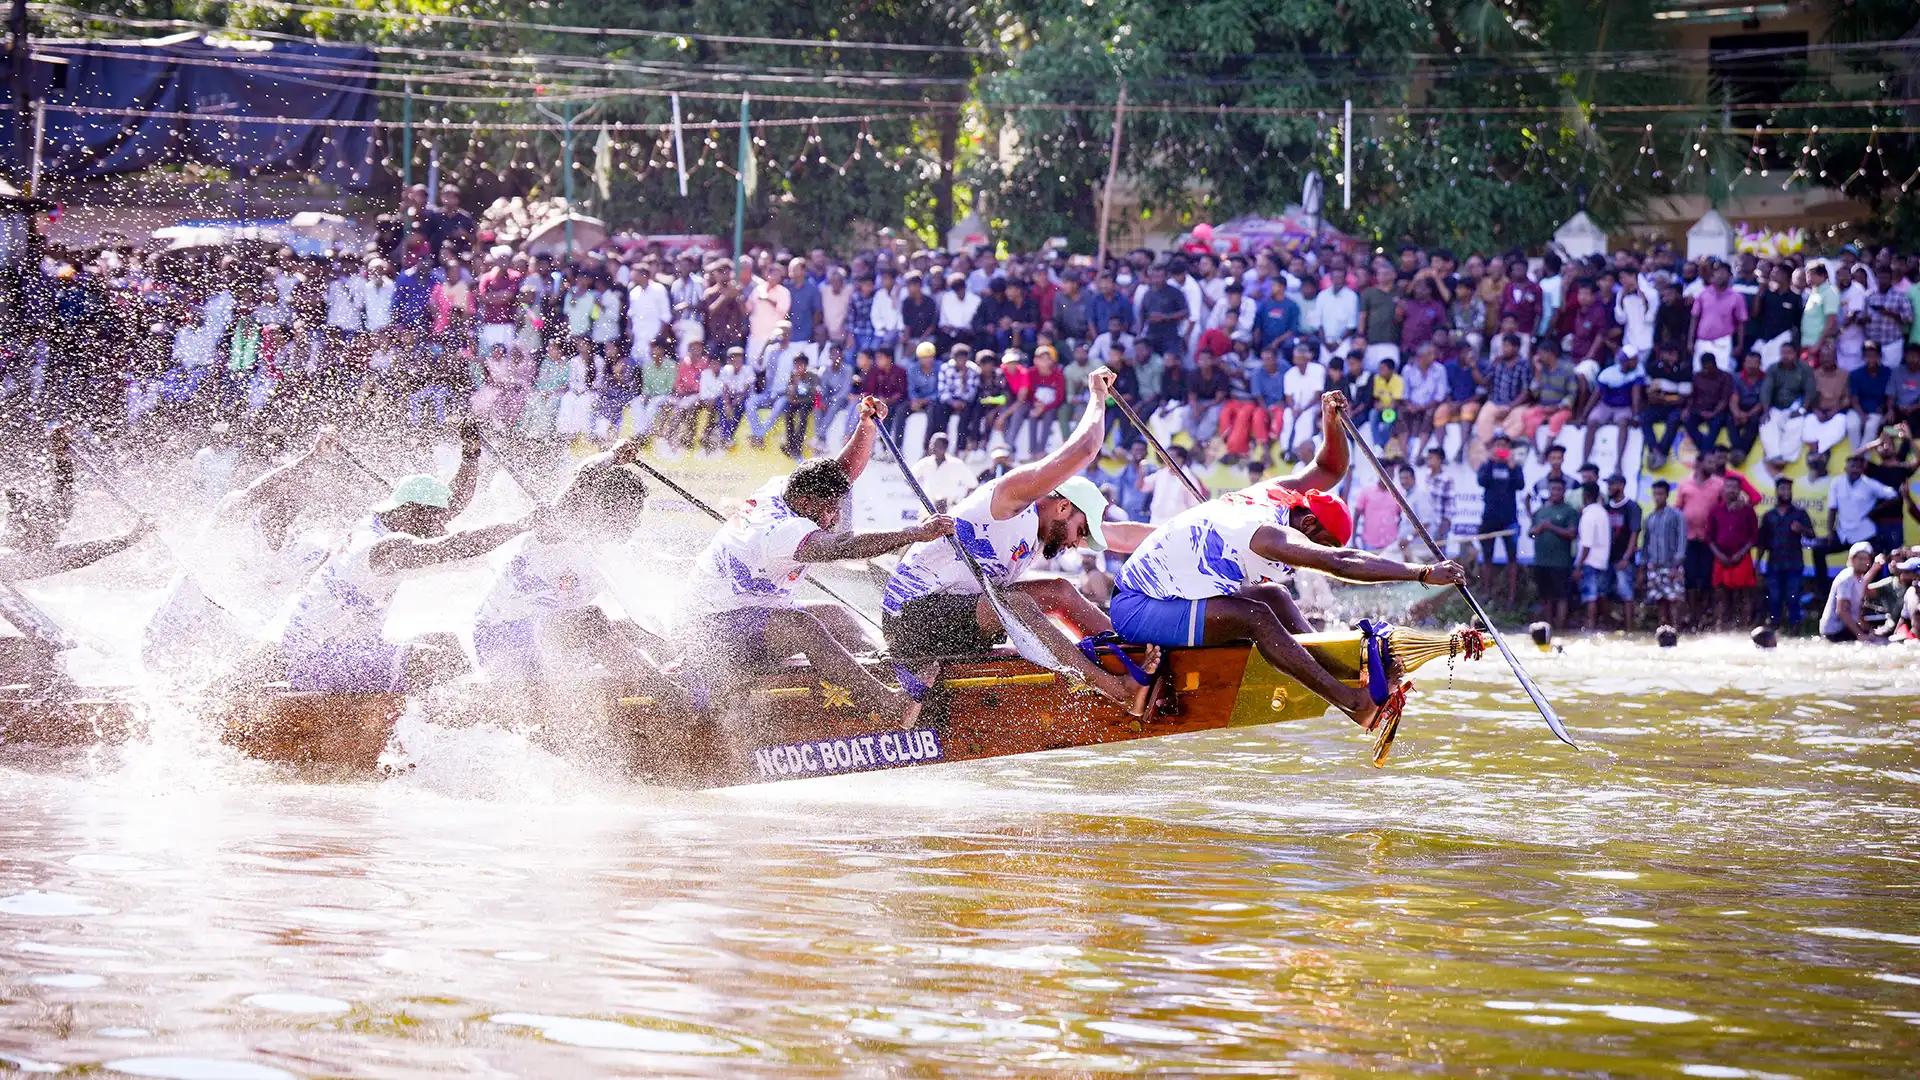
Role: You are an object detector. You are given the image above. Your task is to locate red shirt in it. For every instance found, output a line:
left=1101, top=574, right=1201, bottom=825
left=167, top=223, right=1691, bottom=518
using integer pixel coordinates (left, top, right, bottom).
left=476, top=269, right=524, bottom=325
left=1706, top=499, right=1759, bottom=555
left=865, top=362, right=908, bottom=402
left=1004, top=363, right=1031, bottom=401
left=1025, top=367, right=1067, bottom=413
left=672, top=360, right=703, bottom=395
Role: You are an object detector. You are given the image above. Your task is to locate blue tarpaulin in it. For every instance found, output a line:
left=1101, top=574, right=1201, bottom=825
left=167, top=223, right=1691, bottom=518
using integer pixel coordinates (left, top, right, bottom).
left=5, top=34, right=380, bottom=190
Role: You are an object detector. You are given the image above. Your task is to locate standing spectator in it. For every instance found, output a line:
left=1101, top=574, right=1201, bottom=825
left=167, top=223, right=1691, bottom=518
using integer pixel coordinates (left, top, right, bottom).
left=1565, top=280, right=1615, bottom=362
left=1820, top=543, right=1887, bottom=644
left=1411, top=447, right=1456, bottom=555
left=1707, top=475, right=1762, bottom=630
left=820, top=266, right=852, bottom=345
left=1317, top=267, right=1360, bottom=362
left=746, top=260, right=792, bottom=366
left=1084, top=274, right=1133, bottom=351
left=1602, top=473, right=1642, bottom=629
left=474, top=250, right=524, bottom=355
left=1140, top=445, right=1207, bottom=523
left=1757, top=476, right=1814, bottom=631
left=1398, top=276, right=1447, bottom=360
left=785, top=257, right=820, bottom=347
left=1750, top=266, right=1804, bottom=369
left=911, top=433, right=978, bottom=512
left=1476, top=434, right=1525, bottom=606
left=1641, top=479, right=1687, bottom=630
left=1615, top=266, right=1655, bottom=359
left=1653, top=279, right=1691, bottom=357
left=1755, top=345, right=1814, bottom=468
left=1351, top=468, right=1403, bottom=553
left=1359, top=266, right=1401, bottom=371
left=1583, top=349, right=1646, bottom=476
left=1801, top=263, right=1841, bottom=356
left=1574, top=480, right=1613, bottom=631
left=1529, top=475, right=1579, bottom=628
left=1689, top=262, right=1747, bottom=373
left=627, top=261, right=672, bottom=364
left=1862, top=271, right=1914, bottom=365
left=1254, top=280, right=1299, bottom=354
left=590, top=272, right=625, bottom=382
left=1137, top=265, right=1190, bottom=361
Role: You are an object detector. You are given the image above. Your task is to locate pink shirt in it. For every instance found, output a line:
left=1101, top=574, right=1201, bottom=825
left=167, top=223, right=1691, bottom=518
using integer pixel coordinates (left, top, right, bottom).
left=1353, top=484, right=1403, bottom=551
left=1691, top=286, right=1748, bottom=342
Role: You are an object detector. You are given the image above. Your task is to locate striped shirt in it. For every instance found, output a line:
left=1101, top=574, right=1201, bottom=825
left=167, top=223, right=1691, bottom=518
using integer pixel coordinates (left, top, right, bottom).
left=1477, top=355, right=1532, bottom=406
left=1532, top=360, right=1580, bottom=408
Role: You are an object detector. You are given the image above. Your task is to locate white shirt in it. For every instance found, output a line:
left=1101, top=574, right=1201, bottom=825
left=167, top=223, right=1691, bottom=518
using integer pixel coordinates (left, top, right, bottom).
left=698, top=367, right=726, bottom=402
left=1208, top=298, right=1256, bottom=343
left=475, top=534, right=609, bottom=627
left=363, top=276, right=395, bottom=331
left=1144, top=467, right=1202, bottom=523
left=870, top=289, right=903, bottom=336
left=1577, top=501, right=1611, bottom=570
left=1317, top=287, right=1359, bottom=341
left=683, top=493, right=821, bottom=617
left=912, top=454, right=978, bottom=509
left=1116, top=497, right=1292, bottom=601
left=1820, top=564, right=1867, bottom=637
left=591, top=287, right=624, bottom=343
left=325, top=277, right=365, bottom=331
left=1282, top=362, right=1328, bottom=410
left=280, top=519, right=407, bottom=652
left=883, top=479, right=1039, bottom=613
left=720, top=363, right=755, bottom=397
left=1829, top=473, right=1896, bottom=544
left=173, top=321, right=220, bottom=369
left=1615, top=289, right=1655, bottom=356
left=938, top=290, right=981, bottom=333
left=628, top=279, right=672, bottom=354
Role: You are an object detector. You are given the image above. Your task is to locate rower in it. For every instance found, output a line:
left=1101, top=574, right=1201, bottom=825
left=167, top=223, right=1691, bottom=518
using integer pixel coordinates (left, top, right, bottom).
left=1, top=428, right=151, bottom=692
left=1108, top=394, right=1467, bottom=730
left=879, top=367, right=1162, bottom=713
left=677, top=397, right=955, bottom=727
left=265, top=427, right=534, bottom=694
left=141, top=428, right=362, bottom=685
left=470, top=455, right=679, bottom=693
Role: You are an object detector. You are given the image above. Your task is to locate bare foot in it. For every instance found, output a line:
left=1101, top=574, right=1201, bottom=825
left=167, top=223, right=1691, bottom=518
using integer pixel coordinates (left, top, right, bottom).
left=1123, top=644, right=1164, bottom=718
left=899, top=695, right=924, bottom=731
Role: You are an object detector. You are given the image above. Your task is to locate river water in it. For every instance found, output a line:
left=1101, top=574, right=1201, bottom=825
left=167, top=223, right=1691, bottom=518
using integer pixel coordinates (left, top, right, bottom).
left=3, top=627, right=1916, bottom=1077
left=3, top=453, right=1919, bottom=1077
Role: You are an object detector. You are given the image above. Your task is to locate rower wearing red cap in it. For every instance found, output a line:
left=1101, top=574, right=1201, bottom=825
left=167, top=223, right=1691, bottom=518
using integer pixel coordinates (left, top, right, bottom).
left=1109, top=391, right=1466, bottom=730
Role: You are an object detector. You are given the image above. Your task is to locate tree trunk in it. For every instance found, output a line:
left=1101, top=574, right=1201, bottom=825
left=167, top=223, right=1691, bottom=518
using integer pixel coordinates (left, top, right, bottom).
left=935, top=106, right=958, bottom=243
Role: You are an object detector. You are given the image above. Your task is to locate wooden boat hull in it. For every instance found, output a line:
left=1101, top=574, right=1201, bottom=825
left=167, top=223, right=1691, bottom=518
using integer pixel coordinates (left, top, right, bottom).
left=0, top=627, right=1481, bottom=787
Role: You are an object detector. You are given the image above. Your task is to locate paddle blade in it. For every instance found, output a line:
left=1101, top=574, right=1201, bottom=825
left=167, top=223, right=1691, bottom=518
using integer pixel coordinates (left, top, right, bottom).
left=982, top=588, right=1080, bottom=680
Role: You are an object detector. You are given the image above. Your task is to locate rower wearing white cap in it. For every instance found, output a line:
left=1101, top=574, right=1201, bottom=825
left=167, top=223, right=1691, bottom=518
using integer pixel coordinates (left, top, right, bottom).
left=880, top=367, right=1161, bottom=711
left=266, top=427, right=536, bottom=693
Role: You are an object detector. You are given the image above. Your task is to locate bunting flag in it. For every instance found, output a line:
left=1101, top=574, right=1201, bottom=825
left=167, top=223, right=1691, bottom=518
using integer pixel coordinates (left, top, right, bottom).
left=593, top=124, right=612, bottom=201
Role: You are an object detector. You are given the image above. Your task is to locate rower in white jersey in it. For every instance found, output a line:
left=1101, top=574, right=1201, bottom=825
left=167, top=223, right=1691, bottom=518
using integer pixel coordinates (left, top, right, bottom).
left=470, top=450, right=683, bottom=700
left=678, top=396, right=954, bottom=726
left=880, top=367, right=1163, bottom=714
left=265, top=424, right=536, bottom=694
left=1109, top=391, right=1466, bottom=729
left=141, top=428, right=366, bottom=685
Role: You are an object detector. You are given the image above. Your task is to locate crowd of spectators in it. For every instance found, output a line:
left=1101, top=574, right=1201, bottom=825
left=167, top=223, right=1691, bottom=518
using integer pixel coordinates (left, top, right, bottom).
left=7, top=178, right=1920, bottom=638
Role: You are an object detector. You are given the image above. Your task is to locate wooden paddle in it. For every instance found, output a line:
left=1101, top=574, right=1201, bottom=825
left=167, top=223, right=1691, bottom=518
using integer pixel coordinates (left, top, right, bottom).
left=1337, top=413, right=1577, bottom=749
left=1105, top=394, right=1207, bottom=503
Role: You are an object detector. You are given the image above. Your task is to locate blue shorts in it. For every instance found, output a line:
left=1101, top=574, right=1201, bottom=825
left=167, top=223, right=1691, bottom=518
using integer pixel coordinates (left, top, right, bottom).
left=690, top=608, right=777, bottom=670
left=1578, top=566, right=1608, bottom=604
left=472, top=618, right=540, bottom=681
left=284, top=639, right=405, bottom=693
left=1110, top=587, right=1208, bottom=648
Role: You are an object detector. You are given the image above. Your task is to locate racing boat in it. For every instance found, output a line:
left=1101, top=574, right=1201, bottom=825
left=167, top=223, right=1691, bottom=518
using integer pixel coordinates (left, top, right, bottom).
left=0, top=625, right=1485, bottom=787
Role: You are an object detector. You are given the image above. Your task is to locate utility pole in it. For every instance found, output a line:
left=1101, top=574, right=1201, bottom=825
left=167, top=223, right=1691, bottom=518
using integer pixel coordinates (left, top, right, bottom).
left=732, top=93, right=749, bottom=260
left=9, top=0, right=32, bottom=192
left=532, top=98, right=596, bottom=260
left=401, top=77, right=413, bottom=189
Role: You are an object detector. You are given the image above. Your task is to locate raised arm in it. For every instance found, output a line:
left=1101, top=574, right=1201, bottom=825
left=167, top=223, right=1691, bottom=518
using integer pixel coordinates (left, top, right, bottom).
left=1250, top=522, right=1463, bottom=586
left=794, top=515, right=952, bottom=563
left=1286, top=390, right=1352, bottom=493
left=995, top=367, right=1115, bottom=512
left=447, top=422, right=485, bottom=516
left=835, top=396, right=884, bottom=482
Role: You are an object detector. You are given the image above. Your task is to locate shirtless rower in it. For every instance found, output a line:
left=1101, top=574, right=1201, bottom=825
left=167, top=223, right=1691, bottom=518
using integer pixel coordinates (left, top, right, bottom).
left=1108, top=392, right=1467, bottom=728
left=1, top=428, right=151, bottom=691
left=470, top=453, right=680, bottom=695
left=142, top=427, right=367, bottom=684
left=265, top=426, right=535, bottom=694
left=679, top=396, right=954, bottom=726
left=879, top=367, right=1162, bottom=712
